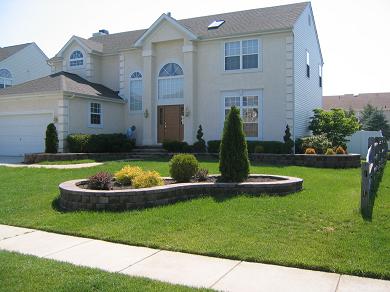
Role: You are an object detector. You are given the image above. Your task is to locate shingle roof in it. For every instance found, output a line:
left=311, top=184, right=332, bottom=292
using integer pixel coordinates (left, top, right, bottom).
left=74, top=36, right=103, bottom=53
left=0, top=71, right=122, bottom=100
left=323, top=93, right=390, bottom=111
left=89, top=2, right=308, bottom=54
left=0, top=43, right=32, bottom=62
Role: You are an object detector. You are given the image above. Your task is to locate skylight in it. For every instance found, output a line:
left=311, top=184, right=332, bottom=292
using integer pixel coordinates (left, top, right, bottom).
left=208, top=20, right=225, bottom=30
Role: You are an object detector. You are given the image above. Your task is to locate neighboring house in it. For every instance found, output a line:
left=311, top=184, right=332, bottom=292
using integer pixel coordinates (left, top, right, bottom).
left=0, top=2, right=323, bottom=155
left=323, top=93, right=390, bottom=122
left=0, top=42, right=51, bottom=89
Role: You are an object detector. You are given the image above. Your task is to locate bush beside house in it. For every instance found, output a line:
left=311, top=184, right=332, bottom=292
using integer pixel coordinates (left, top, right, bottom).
left=67, top=134, right=134, bottom=153
left=45, top=123, right=59, bottom=153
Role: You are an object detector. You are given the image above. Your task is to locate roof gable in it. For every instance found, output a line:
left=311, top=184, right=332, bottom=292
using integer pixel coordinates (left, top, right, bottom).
left=55, top=36, right=103, bottom=59
left=134, top=14, right=198, bottom=48
left=0, top=43, right=32, bottom=62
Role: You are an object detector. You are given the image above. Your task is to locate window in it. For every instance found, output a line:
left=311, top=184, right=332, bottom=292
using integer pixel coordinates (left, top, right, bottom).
left=0, top=69, right=12, bottom=89
left=306, top=51, right=310, bottom=78
left=89, top=102, right=102, bottom=126
left=130, top=72, right=143, bottom=111
left=208, top=20, right=225, bottom=30
left=225, top=39, right=259, bottom=71
left=224, top=94, right=259, bottom=138
left=319, top=64, right=322, bottom=87
left=158, top=63, right=184, bottom=99
left=70, top=50, right=84, bottom=67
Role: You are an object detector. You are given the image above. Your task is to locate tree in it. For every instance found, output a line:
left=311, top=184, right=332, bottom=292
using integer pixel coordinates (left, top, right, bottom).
left=219, top=106, right=250, bottom=182
left=360, top=104, right=390, bottom=139
left=45, top=123, right=59, bottom=153
left=308, top=108, right=360, bottom=147
left=283, top=124, right=294, bottom=154
left=192, top=125, right=206, bottom=152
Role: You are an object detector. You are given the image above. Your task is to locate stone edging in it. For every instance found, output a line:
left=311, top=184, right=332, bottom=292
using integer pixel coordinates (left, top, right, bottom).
left=59, top=174, right=303, bottom=211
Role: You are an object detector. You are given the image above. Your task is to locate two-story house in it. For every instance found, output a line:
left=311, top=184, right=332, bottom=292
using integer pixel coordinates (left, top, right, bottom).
left=0, top=2, right=322, bottom=156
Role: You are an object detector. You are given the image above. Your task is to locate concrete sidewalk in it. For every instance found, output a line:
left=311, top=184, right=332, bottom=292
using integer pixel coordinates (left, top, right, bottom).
left=0, top=225, right=389, bottom=292
left=0, top=162, right=103, bottom=169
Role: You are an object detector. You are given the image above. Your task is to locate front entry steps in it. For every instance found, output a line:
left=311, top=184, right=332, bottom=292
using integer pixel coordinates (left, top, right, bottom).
left=128, top=146, right=168, bottom=160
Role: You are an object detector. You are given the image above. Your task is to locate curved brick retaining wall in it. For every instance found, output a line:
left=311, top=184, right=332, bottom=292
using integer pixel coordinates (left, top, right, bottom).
left=59, top=175, right=303, bottom=211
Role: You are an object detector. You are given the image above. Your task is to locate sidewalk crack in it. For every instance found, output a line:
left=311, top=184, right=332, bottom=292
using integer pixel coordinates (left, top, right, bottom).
left=117, top=249, right=162, bottom=273
left=42, top=239, right=93, bottom=258
left=0, top=230, right=36, bottom=242
left=334, top=274, right=342, bottom=292
left=209, top=260, right=242, bottom=289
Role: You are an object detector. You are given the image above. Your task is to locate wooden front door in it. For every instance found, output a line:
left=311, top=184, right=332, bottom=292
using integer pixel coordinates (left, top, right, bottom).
left=157, top=105, right=184, bottom=143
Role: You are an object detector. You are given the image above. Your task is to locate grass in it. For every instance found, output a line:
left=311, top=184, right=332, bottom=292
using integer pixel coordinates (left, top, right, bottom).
left=0, top=251, right=207, bottom=292
left=36, top=159, right=97, bottom=165
left=0, top=158, right=389, bottom=279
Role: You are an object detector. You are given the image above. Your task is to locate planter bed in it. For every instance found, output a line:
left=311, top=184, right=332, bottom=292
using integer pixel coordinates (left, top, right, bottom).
left=59, top=174, right=303, bottom=211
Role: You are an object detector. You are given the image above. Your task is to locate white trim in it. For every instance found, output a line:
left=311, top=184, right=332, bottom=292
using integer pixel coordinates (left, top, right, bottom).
left=182, top=45, right=196, bottom=53
left=134, top=14, right=198, bottom=48
left=55, top=36, right=92, bottom=58
left=87, top=101, right=103, bottom=128
left=0, top=110, right=54, bottom=117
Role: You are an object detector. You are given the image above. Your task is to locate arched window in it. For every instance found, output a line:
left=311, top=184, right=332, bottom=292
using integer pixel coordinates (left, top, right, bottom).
left=69, top=50, right=84, bottom=67
left=0, top=69, right=12, bottom=89
left=158, top=63, right=184, bottom=99
left=130, top=72, right=143, bottom=111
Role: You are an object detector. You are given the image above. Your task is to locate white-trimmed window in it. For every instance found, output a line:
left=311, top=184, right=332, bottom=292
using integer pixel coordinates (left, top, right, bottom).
left=158, top=63, right=184, bottom=99
left=70, top=50, right=84, bottom=67
left=225, top=39, right=259, bottom=71
left=89, top=102, right=102, bottom=126
left=224, top=93, right=259, bottom=138
left=319, top=64, right=322, bottom=87
left=130, top=72, right=143, bottom=111
left=306, top=50, right=310, bottom=78
left=0, top=69, right=12, bottom=89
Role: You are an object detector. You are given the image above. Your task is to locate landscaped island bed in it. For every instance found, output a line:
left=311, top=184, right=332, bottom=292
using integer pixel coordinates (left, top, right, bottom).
left=59, top=174, right=303, bottom=211
left=0, top=159, right=389, bottom=279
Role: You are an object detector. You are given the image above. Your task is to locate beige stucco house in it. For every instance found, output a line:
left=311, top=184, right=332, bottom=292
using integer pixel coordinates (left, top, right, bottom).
left=0, top=2, right=323, bottom=155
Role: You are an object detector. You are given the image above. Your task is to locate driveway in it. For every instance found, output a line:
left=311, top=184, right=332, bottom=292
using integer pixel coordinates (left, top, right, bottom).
left=0, top=156, right=23, bottom=164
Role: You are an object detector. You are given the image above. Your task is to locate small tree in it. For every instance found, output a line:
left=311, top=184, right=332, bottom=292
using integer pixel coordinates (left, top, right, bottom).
left=360, top=104, right=390, bottom=139
left=45, top=123, right=58, bottom=153
left=283, top=124, right=294, bottom=154
left=219, top=106, right=250, bottom=182
left=193, top=125, right=206, bottom=152
left=309, top=108, right=360, bottom=147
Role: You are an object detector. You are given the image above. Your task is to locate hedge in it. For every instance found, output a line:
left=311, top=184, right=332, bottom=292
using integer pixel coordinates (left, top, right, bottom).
left=67, top=134, right=134, bottom=153
left=162, top=141, right=192, bottom=153
left=208, top=140, right=288, bottom=154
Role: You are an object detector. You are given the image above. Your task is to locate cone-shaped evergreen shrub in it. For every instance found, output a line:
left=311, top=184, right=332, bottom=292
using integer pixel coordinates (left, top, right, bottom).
left=219, top=106, right=250, bottom=182
left=45, top=123, right=58, bottom=153
left=283, top=124, right=294, bottom=154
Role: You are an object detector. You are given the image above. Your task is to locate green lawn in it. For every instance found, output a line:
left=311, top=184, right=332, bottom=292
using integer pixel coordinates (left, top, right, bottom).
left=0, top=158, right=389, bottom=279
left=0, top=251, right=207, bottom=292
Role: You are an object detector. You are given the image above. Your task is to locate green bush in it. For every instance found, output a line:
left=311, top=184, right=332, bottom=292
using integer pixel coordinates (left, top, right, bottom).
left=325, top=148, right=335, bottom=155
left=300, top=135, right=332, bottom=154
left=169, top=154, right=199, bottom=182
left=162, top=141, right=191, bottom=153
left=207, top=140, right=221, bottom=153
left=254, top=145, right=265, bottom=153
left=194, top=168, right=209, bottom=181
left=67, top=134, right=134, bottom=153
left=45, top=123, right=58, bottom=153
left=192, top=125, right=206, bottom=153
left=219, top=106, right=250, bottom=182
left=247, top=141, right=288, bottom=154
left=283, top=125, right=294, bottom=154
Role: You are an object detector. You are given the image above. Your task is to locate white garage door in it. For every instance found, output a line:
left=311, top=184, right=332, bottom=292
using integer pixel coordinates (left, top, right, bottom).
left=0, top=113, right=54, bottom=156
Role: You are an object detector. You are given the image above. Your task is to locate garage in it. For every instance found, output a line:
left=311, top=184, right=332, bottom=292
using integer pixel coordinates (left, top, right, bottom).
left=0, top=113, right=53, bottom=156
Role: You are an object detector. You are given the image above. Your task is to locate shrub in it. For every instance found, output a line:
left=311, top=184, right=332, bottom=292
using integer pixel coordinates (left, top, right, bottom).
left=247, top=141, right=287, bottom=154
left=114, top=166, right=143, bottom=186
left=162, top=141, right=191, bottom=153
left=88, top=172, right=113, bottom=190
left=335, top=146, right=346, bottom=154
left=67, top=134, right=134, bottom=153
left=193, top=125, right=207, bottom=153
left=325, top=148, right=336, bottom=155
left=305, top=148, right=316, bottom=155
left=169, top=154, right=199, bottom=182
left=295, top=138, right=304, bottom=154
left=194, top=168, right=209, bottom=181
left=219, top=106, right=250, bottom=182
left=254, top=145, right=265, bottom=153
left=207, top=140, right=221, bottom=153
left=45, top=123, right=59, bottom=153
left=132, top=171, right=163, bottom=189
left=283, top=125, right=294, bottom=154
left=300, top=135, right=332, bottom=154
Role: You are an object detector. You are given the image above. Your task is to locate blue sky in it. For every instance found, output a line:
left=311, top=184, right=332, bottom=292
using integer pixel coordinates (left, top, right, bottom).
left=1, top=0, right=389, bottom=95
